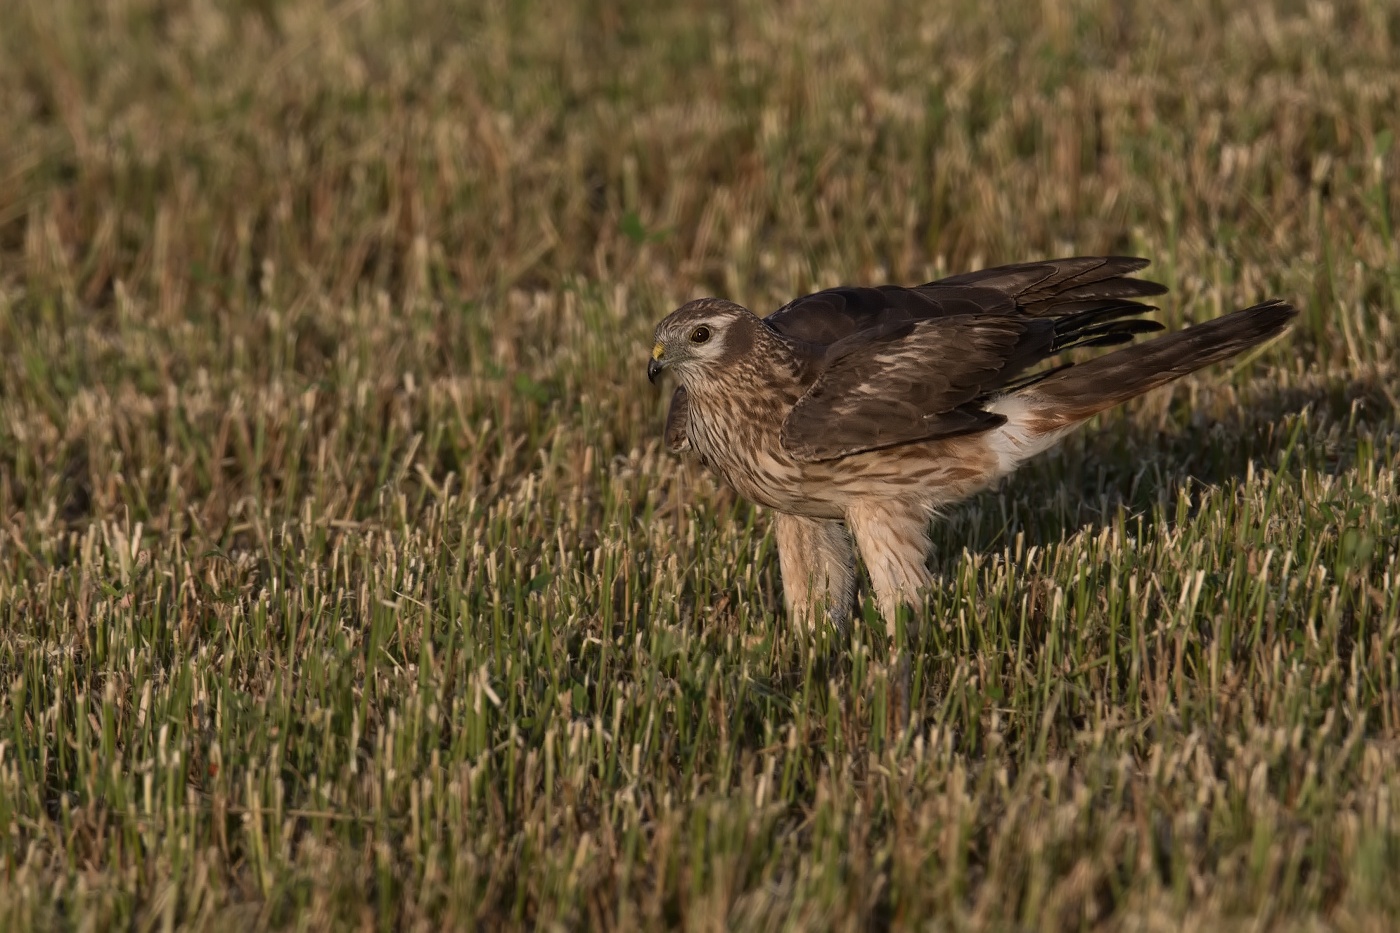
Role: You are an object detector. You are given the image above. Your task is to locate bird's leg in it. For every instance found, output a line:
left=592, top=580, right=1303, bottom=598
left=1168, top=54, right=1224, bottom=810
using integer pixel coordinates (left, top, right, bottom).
left=844, top=501, right=933, bottom=639
left=772, top=513, right=857, bottom=634
left=846, top=501, right=933, bottom=735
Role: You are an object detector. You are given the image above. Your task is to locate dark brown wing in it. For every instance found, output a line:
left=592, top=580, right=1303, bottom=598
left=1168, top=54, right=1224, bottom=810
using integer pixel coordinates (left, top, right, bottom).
left=664, top=386, right=691, bottom=452
left=779, top=316, right=1048, bottom=462
left=763, top=256, right=1168, bottom=347
left=763, top=284, right=1015, bottom=345
left=927, top=255, right=1168, bottom=314
left=776, top=258, right=1171, bottom=462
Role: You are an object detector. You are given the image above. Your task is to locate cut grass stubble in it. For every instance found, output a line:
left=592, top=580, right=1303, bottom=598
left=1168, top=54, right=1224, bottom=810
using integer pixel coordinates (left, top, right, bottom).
left=2, top=0, right=1400, bottom=929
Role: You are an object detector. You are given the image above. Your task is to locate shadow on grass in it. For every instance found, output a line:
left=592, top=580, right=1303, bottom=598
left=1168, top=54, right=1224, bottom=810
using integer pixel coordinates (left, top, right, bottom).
left=931, top=373, right=1392, bottom=575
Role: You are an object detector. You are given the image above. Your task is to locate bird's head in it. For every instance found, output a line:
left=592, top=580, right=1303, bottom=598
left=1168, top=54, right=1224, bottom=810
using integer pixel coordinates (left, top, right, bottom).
left=648, top=298, right=757, bottom=385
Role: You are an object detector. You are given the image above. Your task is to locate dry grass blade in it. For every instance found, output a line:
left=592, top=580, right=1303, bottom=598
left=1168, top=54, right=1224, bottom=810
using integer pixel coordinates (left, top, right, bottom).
left=1, top=0, right=1399, bottom=930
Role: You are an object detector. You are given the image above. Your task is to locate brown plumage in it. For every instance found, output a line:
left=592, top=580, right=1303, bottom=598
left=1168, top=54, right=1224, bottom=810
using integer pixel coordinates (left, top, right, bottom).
left=648, top=256, right=1296, bottom=632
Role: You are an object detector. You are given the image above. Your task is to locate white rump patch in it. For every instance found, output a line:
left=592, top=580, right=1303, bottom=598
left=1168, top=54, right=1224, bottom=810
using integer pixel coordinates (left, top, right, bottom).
left=983, top=393, right=1073, bottom=477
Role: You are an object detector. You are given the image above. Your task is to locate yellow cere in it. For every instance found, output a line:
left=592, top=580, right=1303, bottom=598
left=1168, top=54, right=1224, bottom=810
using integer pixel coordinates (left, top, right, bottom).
left=652, top=343, right=665, bottom=360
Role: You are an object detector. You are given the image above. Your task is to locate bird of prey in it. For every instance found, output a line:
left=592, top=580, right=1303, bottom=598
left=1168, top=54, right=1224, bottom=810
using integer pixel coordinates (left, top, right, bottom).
left=647, top=256, right=1295, bottom=634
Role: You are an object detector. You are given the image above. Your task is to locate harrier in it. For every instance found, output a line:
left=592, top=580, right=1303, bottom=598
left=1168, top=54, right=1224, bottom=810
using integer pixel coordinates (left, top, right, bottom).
left=648, top=257, right=1296, bottom=634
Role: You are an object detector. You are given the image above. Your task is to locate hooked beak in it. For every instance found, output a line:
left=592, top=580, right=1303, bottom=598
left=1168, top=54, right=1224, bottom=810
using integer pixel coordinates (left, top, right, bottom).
left=647, top=343, right=666, bottom=384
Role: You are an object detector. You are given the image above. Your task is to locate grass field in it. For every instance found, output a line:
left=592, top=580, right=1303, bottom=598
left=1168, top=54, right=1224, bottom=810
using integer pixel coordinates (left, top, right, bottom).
left=2, top=0, right=1399, bottom=929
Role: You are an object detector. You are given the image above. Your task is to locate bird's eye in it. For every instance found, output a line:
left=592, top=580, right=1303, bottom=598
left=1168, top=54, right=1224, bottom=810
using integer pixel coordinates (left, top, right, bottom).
left=690, top=325, right=711, bottom=344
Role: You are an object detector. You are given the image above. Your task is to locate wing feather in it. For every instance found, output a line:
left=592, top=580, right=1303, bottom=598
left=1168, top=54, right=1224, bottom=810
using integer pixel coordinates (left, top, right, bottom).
left=766, top=257, right=1171, bottom=462
left=763, top=256, right=1167, bottom=346
left=779, top=316, right=1050, bottom=462
left=930, top=255, right=1167, bottom=314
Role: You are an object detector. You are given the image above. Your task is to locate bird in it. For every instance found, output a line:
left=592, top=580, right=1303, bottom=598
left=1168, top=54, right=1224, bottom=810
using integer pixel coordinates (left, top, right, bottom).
left=647, top=256, right=1296, bottom=636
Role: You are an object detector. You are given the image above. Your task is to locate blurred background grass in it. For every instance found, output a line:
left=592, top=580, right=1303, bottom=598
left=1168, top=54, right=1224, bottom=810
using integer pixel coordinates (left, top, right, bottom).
left=1, top=0, right=1399, bottom=929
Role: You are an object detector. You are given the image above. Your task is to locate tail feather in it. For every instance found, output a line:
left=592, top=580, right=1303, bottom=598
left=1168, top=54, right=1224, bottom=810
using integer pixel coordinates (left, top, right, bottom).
left=1026, top=299, right=1297, bottom=426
